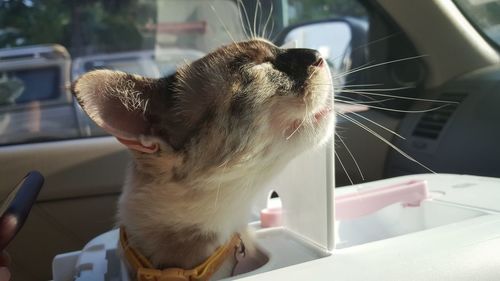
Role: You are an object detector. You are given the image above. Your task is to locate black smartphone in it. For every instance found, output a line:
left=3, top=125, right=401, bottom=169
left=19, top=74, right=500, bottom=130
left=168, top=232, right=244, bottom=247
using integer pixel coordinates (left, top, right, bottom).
left=0, top=171, right=44, bottom=250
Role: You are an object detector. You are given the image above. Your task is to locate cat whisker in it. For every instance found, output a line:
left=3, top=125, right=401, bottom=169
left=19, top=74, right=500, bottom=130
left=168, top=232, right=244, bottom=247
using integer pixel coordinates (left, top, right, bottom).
left=313, top=84, right=458, bottom=104
left=338, top=89, right=459, bottom=104
left=328, top=33, right=401, bottom=64
left=238, top=0, right=254, bottom=39
left=213, top=160, right=229, bottom=211
left=335, top=150, right=354, bottom=185
left=236, top=0, right=251, bottom=40
left=262, top=1, right=274, bottom=40
left=340, top=83, right=385, bottom=88
left=335, top=96, right=395, bottom=104
left=346, top=110, right=405, bottom=140
left=337, top=90, right=379, bottom=101
left=307, top=65, right=321, bottom=81
left=341, top=86, right=412, bottom=92
left=310, top=85, right=377, bottom=101
left=344, top=93, right=378, bottom=101
left=253, top=0, right=261, bottom=39
left=214, top=183, right=221, bottom=210
left=335, top=99, right=451, bottom=113
left=286, top=102, right=308, bottom=140
left=335, top=132, right=365, bottom=181
left=286, top=120, right=303, bottom=140
left=333, top=55, right=428, bottom=79
left=269, top=21, right=277, bottom=42
left=337, top=111, right=435, bottom=173
left=332, top=61, right=374, bottom=80
left=210, top=4, right=239, bottom=48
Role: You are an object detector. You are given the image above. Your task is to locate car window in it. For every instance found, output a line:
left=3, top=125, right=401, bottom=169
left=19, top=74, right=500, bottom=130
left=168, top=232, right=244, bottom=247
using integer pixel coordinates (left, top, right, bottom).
left=2, top=67, right=60, bottom=104
left=0, top=0, right=367, bottom=146
left=454, top=0, right=500, bottom=48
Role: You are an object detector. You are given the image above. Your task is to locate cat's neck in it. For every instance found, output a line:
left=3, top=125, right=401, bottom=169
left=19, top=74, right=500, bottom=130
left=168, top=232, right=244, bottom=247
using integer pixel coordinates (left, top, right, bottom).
left=117, top=167, right=256, bottom=269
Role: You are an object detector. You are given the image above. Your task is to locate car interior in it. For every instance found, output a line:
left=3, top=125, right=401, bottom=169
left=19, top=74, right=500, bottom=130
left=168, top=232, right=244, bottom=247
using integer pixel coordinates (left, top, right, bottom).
left=0, top=0, right=499, bottom=280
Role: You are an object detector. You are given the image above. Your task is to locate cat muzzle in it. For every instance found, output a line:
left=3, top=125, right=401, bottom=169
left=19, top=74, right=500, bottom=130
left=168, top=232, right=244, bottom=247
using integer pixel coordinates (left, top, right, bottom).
left=273, top=48, right=324, bottom=84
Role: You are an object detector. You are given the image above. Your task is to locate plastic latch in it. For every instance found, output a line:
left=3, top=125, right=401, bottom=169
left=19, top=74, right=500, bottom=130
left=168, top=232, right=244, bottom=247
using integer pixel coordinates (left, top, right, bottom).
left=335, top=180, right=429, bottom=221
left=260, top=207, right=283, bottom=228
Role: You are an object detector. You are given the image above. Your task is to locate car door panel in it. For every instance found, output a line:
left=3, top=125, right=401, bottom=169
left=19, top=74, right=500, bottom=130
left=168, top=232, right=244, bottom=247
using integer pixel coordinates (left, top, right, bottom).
left=0, top=136, right=129, bottom=280
left=8, top=195, right=119, bottom=280
left=0, top=136, right=128, bottom=200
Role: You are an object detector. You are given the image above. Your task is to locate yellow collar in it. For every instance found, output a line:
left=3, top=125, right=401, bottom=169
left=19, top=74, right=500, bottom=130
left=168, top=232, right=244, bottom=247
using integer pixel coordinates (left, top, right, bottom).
left=119, top=227, right=243, bottom=281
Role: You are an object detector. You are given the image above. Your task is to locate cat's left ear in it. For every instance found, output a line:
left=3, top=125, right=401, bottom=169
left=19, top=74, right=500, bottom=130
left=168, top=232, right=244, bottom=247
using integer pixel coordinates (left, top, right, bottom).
left=72, top=70, right=165, bottom=153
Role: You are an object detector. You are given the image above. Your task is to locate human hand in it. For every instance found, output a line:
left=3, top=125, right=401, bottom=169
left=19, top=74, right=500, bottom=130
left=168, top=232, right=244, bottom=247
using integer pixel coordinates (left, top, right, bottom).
left=0, top=215, right=17, bottom=281
left=0, top=251, right=10, bottom=281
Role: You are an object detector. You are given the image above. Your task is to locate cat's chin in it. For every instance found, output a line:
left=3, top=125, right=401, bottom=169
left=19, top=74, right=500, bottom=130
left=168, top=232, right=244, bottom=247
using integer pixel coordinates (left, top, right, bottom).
left=286, top=104, right=333, bottom=135
left=284, top=111, right=334, bottom=153
left=313, top=110, right=335, bottom=146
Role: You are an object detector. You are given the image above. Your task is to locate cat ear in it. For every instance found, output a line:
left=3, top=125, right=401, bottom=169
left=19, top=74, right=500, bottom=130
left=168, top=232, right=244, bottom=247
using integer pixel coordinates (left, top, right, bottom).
left=72, top=70, right=162, bottom=153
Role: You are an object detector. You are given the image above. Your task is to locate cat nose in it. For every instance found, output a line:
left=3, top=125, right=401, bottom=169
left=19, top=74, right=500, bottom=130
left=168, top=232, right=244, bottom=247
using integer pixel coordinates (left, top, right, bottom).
left=273, top=49, right=323, bottom=84
left=274, top=48, right=323, bottom=72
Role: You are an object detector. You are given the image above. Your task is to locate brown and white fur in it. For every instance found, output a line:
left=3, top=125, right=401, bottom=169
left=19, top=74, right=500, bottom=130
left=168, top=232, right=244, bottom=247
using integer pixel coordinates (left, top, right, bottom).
left=72, top=38, right=335, bottom=279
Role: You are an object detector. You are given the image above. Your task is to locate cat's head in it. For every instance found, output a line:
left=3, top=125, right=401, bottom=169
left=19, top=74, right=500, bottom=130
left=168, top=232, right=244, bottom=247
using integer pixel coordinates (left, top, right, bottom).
left=73, top=39, right=334, bottom=184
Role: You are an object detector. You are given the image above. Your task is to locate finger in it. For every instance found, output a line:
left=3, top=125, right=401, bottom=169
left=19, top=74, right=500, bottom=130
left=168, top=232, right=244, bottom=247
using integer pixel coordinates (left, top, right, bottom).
left=0, top=216, right=17, bottom=251
left=0, top=252, right=10, bottom=267
left=0, top=267, right=10, bottom=281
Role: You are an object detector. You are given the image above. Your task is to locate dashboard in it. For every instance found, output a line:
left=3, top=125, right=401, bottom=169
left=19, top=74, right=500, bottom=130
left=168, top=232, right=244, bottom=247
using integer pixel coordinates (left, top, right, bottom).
left=386, top=64, right=500, bottom=177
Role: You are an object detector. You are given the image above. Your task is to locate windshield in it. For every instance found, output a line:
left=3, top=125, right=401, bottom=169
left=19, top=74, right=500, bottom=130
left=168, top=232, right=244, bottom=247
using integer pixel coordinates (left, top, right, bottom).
left=454, top=0, right=500, bottom=48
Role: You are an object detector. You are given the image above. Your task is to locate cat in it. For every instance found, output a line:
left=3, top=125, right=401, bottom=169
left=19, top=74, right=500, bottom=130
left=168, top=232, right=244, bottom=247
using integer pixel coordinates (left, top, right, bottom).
left=72, top=38, right=335, bottom=280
